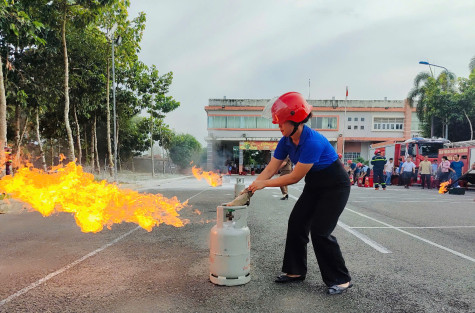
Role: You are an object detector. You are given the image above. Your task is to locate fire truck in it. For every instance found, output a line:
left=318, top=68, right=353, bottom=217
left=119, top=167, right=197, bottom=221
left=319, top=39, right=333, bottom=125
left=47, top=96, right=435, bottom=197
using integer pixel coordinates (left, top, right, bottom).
left=438, top=140, right=475, bottom=187
left=369, top=137, right=450, bottom=168
left=369, top=137, right=450, bottom=185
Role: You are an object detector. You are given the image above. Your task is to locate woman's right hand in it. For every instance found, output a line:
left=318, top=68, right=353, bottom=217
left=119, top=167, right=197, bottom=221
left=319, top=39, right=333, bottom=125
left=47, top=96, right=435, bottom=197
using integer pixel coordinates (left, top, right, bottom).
left=248, top=180, right=268, bottom=193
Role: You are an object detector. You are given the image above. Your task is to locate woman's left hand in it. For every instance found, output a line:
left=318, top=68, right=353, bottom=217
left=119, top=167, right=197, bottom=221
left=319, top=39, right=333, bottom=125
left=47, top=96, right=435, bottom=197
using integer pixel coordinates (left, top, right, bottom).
left=248, top=180, right=267, bottom=193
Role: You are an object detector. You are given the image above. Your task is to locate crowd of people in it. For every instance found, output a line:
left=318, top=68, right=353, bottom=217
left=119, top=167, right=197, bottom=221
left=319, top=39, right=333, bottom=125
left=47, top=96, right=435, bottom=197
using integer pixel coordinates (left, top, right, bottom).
left=344, top=152, right=474, bottom=190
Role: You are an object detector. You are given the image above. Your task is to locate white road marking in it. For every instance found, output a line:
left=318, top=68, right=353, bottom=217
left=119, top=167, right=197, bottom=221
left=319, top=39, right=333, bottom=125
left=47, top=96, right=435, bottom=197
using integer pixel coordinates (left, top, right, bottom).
left=288, top=194, right=299, bottom=201
left=0, top=226, right=140, bottom=307
left=338, top=221, right=392, bottom=253
left=350, top=226, right=475, bottom=229
left=287, top=192, right=391, bottom=253
left=346, top=208, right=475, bottom=263
left=0, top=188, right=209, bottom=307
left=350, top=200, right=473, bottom=203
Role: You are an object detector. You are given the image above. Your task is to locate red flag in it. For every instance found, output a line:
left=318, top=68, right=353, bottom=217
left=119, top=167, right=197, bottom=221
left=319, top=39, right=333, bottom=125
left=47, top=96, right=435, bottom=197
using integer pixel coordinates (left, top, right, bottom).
left=346, top=86, right=348, bottom=97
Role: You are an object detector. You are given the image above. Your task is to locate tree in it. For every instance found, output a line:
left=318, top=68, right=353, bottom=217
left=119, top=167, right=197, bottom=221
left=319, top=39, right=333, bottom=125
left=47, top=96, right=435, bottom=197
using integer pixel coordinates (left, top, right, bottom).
left=0, top=0, right=45, bottom=164
left=51, top=0, right=113, bottom=162
left=97, top=1, right=146, bottom=175
left=168, top=134, right=202, bottom=170
left=408, top=70, right=456, bottom=139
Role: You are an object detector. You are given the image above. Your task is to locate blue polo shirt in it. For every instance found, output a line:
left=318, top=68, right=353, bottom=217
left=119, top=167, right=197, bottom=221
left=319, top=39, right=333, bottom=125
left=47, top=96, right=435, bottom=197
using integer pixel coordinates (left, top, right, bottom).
left=450, top=161, right=464, bottom=176
left=273, top=125, right=338, bottom=171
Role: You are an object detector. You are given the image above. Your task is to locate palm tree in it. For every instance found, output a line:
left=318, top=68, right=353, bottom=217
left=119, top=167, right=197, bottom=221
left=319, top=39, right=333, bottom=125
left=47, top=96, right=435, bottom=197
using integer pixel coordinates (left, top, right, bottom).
left=469, top=56, right=475, bottom=73
left=407, top=72, right=433, bottom=136
left=407, top=70, right=456, bottom=138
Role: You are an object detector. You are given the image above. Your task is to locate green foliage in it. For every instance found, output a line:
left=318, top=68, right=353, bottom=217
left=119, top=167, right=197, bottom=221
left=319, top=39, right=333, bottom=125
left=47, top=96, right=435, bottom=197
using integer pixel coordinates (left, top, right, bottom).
left=408, top=61, right=475, bottom=141
left=355, top=156, right=369, bottom=166
left=168, top=134, right=202, bottom=169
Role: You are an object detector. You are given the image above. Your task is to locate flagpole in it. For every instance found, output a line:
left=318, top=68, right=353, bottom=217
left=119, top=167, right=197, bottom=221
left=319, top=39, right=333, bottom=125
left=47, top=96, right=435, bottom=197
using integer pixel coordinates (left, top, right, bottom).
left=308, top=79, right=310, bottom=99
left=342, top=86, right=348, bottom=160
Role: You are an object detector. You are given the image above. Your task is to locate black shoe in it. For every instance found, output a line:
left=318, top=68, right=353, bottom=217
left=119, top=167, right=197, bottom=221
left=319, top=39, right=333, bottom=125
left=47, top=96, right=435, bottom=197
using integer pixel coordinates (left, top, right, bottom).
left=327, top=282, right=353, bottom=295
left=275, top=274, right=305, bottom=283
left=280, top=194, right=288, bottom=200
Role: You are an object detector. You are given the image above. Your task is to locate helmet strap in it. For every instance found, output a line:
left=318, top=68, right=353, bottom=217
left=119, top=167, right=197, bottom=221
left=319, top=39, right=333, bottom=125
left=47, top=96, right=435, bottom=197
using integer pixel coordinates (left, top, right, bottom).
left=289, top=122, right=300, bottom=137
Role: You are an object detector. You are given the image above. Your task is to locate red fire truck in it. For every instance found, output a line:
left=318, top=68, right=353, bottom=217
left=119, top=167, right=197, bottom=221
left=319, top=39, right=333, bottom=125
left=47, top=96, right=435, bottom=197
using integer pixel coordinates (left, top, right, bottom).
left=369, top=137, right=450, bottom=168
left=438, top=141, right=475, bottom=187
left=369, top=137, right=450, bottom=185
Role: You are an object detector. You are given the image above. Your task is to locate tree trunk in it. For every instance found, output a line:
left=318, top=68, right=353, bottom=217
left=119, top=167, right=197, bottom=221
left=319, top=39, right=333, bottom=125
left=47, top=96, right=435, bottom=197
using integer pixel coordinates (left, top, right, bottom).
left=84, top=128, right=88, bottom=165
left=90, top=121, right=95, bottom=171
left=14, top=103, right=20, bottom=161
left=94, top=115, right=100, bottom=173
left=150, top=117, right=154, bottom=177
left=0, top=54, right=7, bottom=164
left=105, top=58, right=113, bottom=176
left=116, top=118, right=120, bottom=171
left=50, top=138, right=54, bottom=167
left=73, top=103, right=81, bottom=165
left=35, top=107, right=47, bottom=171
left=463, top=109, right=473, bottom=141
left=62, top=2, right=75, bottom=163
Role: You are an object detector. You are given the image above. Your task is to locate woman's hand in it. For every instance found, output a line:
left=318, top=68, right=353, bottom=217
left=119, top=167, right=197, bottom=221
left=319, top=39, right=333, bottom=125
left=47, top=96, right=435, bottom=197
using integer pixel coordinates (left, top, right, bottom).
left=248, top=180, right=267, bottom=193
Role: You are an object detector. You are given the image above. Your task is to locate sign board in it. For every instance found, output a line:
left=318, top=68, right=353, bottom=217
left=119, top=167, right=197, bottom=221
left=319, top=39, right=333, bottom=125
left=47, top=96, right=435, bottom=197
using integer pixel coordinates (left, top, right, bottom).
left=239, top=141, right=278, bottom=150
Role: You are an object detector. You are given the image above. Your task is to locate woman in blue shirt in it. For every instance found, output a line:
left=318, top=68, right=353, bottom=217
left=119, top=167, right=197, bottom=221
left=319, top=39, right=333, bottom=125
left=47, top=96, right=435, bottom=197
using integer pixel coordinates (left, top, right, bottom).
left=248, top=92, right=352, bottom=295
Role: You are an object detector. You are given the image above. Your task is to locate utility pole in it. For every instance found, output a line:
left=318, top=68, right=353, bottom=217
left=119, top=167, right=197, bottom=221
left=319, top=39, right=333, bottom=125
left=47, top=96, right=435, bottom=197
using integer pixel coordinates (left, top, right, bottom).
left=150, top=116, right=154, bottom=177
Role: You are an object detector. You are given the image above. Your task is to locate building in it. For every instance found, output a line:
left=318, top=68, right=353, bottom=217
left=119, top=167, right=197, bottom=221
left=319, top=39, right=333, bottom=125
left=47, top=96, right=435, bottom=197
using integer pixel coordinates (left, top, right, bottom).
left=205, top=97, right=421, bottom=172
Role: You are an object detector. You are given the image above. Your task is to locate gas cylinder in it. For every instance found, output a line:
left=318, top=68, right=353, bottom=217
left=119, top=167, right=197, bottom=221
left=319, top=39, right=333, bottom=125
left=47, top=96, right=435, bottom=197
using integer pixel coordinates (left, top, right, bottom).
left=234, top=178, right=245, bottom=198
left=209, top=204, right=251, bottom=286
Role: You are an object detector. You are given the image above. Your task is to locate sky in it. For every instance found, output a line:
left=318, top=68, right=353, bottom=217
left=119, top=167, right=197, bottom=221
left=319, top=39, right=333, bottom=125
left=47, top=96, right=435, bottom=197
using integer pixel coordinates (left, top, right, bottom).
left=128, top=0, right=475, bottom=145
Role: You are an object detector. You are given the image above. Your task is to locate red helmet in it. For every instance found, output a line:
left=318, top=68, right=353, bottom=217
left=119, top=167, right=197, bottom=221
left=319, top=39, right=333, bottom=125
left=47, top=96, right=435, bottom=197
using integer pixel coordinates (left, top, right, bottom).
left=374, top=149, right=381, bottom=155
left=357, top=162, right=362, bottom=167
left=347, top=160, right=352, bottom=164
left=263, top=92, right=312, bottom=124
left=338, top=153, right=342, bottom=159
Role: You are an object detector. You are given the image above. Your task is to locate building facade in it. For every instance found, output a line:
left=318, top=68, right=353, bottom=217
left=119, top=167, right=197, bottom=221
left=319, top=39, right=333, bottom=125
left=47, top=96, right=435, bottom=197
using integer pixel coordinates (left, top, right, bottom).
left=205, top=98, right=421, bottom=172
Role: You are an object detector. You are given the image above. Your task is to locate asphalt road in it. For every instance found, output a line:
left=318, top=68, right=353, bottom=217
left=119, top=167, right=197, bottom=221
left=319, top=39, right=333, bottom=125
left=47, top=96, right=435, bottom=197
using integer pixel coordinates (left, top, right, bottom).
left=0, top=175, right=474, bottom=313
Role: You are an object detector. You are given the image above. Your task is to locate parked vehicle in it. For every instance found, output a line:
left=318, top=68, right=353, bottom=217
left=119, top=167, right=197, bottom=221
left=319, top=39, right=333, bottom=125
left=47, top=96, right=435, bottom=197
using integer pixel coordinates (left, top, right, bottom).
left=369, top=137, right=450, bottom=185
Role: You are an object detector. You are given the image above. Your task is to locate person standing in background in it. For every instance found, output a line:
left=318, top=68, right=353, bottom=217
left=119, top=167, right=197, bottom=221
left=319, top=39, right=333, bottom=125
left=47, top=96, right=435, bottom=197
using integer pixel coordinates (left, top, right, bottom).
left=431, top=160, right=438, bottom=178
left=384, top=158, right=394, bottom=186
left=371, top=150, right=387, bottom=190
left=401, top=156, right=416, bottom=189
left=450, top=154, right=464, bottom=187
left=419, top=155, right=432, bottom=189
left=439, top=156, right=451, bottom=182
left=279, top=156, right=292, bottom=200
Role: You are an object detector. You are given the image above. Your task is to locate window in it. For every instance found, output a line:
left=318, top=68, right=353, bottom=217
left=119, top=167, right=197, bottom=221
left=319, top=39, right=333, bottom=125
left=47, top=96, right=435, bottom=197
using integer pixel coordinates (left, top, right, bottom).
left=256, top=117, right=277, bottom=129
left=208, top=116, right=226, bottom=128
left=311, top=116, right=338, bottom=130
left=348, top=125, right=351, bottom=129
left=348, top=117, right=352, bottom=121
left=354, top=125, right=358, bottom=129
left=354, top=118, right=358, bottom=122
left=344, top=152, right=360, bottom=161
left=227, top=116, right=241, bottom=128
left=373, top=117, right=404, bottom=131
left=243, top=117, right=257, bottom=128
left=207, top=116, right=278, bottom=129
left=361, top=117, right=365, bottom=122
left=361, top=125, right=365, bottom=130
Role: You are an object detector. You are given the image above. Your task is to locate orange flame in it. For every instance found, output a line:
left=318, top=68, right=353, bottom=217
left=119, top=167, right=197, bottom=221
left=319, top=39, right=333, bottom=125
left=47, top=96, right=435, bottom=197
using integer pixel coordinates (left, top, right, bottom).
left=0, top=162, right=188, bottom=233
left=191, top=166, right=222, bottom=187
left=438, top=180, right=451, bottom=194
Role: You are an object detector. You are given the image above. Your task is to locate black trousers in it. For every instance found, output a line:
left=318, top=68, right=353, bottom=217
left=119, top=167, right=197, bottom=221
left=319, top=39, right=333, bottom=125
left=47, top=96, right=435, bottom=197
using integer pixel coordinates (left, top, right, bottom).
left=420, top=174, right=431, bottom=189
left=373, top=169, right=386, bottom=188
left=282, top=161, right=351, bottom=286
left=402, top=172, right=413, bottom=186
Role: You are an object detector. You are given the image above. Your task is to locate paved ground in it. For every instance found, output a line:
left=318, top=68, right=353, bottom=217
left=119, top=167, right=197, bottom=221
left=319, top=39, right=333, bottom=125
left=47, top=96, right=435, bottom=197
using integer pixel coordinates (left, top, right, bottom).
left=0, top=174, right=474, bottom=313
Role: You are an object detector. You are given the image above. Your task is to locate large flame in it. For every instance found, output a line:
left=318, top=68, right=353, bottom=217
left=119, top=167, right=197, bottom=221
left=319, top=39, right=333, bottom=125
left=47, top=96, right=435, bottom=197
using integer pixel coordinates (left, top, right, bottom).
left=191, top=166, right=222, bottom=187
left=438, top=180, right=451, bottom=194
left=0, top=162, right=188, bottom=233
